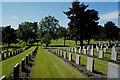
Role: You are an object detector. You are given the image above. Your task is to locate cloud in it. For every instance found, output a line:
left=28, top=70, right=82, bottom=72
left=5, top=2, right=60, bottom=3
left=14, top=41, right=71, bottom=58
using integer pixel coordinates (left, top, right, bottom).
left=100, top=11, right=118, bottom=21
left=11, top=16, right=19, bottom=19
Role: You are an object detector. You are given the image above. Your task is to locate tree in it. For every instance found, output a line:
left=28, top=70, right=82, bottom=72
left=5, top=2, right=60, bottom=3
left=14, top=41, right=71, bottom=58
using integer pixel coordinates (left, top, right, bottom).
left=103, top=21, right=119, bottom=42
left=17, top=22, right=38, bottom=45
left=37, top=15, right=60, bottom=40
left=64, top=1, right=99, bottom=46
left=64, top=1, right=88, bottom=47
left=41, top=34, right=51, bottom=48
left=56, top=26, right=67, bottom=46
left=2, top=25, right=18, bottom=51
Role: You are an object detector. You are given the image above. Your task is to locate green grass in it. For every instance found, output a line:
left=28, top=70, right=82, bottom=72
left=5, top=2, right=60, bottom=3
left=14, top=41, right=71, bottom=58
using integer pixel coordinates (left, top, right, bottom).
left=31, top=46, right=86, bottom=78
left=0, top=47, right=36, bottom=78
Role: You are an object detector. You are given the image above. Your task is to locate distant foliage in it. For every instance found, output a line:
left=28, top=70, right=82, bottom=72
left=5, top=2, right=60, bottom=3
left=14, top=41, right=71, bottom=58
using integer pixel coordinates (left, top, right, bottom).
left=41, top=34, right=51, bottom=47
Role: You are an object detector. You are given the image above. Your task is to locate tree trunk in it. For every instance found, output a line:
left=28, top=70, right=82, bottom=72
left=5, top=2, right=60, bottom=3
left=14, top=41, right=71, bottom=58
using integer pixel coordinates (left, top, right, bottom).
left=75, top=40, right=77, bottom=45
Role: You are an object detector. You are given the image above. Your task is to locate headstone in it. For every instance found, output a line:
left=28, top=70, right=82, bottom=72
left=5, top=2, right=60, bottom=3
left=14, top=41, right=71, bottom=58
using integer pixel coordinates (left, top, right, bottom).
left=103, top=48, right=107, bottom=53
left=106, top=46, right=108, bottom=49
left=64, top=51, right=67, bottom=59
left=107, top=62, right=120, bottom=79
left=26, top=55, right=28, bottom=64
left=87, top=46, right=89, bottom=51
left=87, top=57, right=94, bottom=72
left=75, top=48, right=77, bottom=53
left=21, top=58, right=25, bottom=72
left=72, top=48, right=73, bottom=52
left=79, top=48, right=81, bottom=53
left=83, top=46, right=85, bottom=50
left=90, top=48, right=94, bottom=56
left=111, top=52, right=118, bottom=61
left=61, top=50, right=63, bottom=56
left=69, top=53, right=72, bottom=61
left=84, top=49, right=87, bottom=55
left=67, top=48, right=68, bottom=51
left=97, top=47, right=99, bottom=52
left=112, top=46, right=116, bottom=53
left=56, top=49, right=57, bottom=55
left=13, top=63, right=19, bottom=80
left=99, top=51, right=104, bottom=58
left=58, top=50, right=60, bottom=56
left=100, top=46, right=102, bottom=50
left=76, top=55, right=80, bottom=65
left=0, top=76, right=6, bottom=80
left=69, top=48, right=71, bottom=52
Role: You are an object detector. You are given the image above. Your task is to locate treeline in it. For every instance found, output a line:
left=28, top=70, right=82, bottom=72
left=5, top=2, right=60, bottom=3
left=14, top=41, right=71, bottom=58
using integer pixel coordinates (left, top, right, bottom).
left=1, top=1, right=120, bottom=48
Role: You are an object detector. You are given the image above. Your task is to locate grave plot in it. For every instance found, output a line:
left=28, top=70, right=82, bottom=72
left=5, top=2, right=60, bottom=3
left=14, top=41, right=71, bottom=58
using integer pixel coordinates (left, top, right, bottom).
left=0, top=47, right=36, bottom=78
left=50, top=47, right=120, bottom=78
left=31, top=47, right=86, bottom=78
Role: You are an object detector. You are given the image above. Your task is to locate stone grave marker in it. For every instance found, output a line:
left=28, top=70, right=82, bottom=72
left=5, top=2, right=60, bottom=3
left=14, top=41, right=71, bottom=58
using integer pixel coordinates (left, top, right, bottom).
left=90, top=48, right=94, bottom=56
left=22, top=58, right=25, bottom=72
left=76, top=55, right=80, bottom=65
left=72, top=48, right=73, bottom=52
left=111, top=52, right=118, bottom=61
left=87, top=57, right=94, bottom=72
left=99, top=51, right=104, bottom=58
left=107, top=62, right=120, bottom=79
left=13, top=63, right=19, bottom=80
left=0, top=76, right=6, bottom=80
left=69, top=53, right=72, bottom=61
left=61, top=50, right=63, bottom=56
left=64, top=51, right=67, bottom=59
left=84, top=49, right=87, bottom=55
left=75, top=48, right=77, bottom=53
left=103, top=48, right=107, bottom=53
left=79, top=48, right=81, bottom=53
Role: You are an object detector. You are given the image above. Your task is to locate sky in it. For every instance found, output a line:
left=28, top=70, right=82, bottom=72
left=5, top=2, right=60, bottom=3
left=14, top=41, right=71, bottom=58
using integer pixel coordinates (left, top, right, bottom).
left=1, top=1, right=119, bottom=29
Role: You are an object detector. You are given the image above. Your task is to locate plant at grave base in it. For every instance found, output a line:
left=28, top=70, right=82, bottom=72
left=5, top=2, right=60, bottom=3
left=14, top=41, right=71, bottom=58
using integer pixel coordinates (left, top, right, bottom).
left=41, top=34, right=51, bottom=48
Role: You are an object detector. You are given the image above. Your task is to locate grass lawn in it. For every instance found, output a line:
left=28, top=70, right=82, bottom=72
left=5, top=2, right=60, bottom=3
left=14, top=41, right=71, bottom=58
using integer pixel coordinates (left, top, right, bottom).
left=31, top=46, right=86, bottom=78
left=0, top=46, right=36, bottom=78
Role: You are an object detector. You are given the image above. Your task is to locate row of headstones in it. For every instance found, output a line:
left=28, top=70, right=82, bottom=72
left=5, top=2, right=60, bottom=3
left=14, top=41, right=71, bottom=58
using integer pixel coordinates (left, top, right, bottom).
left=0, top=53, right=31, bottom=80
left=2, top=49, right=23, bottom=60
left=50, top=49, right=120, bottom=79
left=64, top=45, right=118, bottom=61
left=0, top=47, right=38, bottom=80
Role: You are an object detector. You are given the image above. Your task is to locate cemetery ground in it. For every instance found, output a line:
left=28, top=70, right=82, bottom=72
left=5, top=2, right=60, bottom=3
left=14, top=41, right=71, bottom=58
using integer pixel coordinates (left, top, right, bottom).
left=0, top=39, right=120, bottom=79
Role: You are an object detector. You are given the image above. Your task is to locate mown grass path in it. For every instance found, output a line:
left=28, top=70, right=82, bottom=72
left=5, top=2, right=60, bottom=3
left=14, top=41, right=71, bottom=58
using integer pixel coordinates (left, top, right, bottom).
left=31, top=47, right=86, bottom=78
left=0, top=47, right=36, bottom=78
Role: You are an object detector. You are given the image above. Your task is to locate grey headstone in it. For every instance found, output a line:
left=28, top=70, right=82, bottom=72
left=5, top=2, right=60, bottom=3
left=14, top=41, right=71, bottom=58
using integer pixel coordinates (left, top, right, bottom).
left=112, top=46, right=116, bottom=53
left=72, top=48, right=74, bottom=52
left=111, top=52, right=118, bottom=61
left=22, top=58, right=25, bottom=72
left=79, top=48, right=81, bottom=53
left=97, top=47, right=99, bottom=52
left=0, top=76, right=6, bottom=80
left=103, top=48, right=107, bottom=53
left=106, top=46, right=108, bottom=49
left=76, top=55, right=80, bottom=65
left=58, top=50, right=60, bottom=56
left=75, top=48, right=77, bottom=53
left=14, top=63, right=19, bottom=80
left=61, top=50, right=63, bottom=56
left=90, top=48, right=94, bottom=56
left=69, top=48, right=71, bottom=52
left=69, top=53, right=72, bottom=61
left=99, top=51, right=104, bottom=58
left=87, top=57, right=94, bottom=72
left=100, top=46, right=102, bottom=50
left=64, top=51, right=67, bottom=59
left=84, top=49, right=87, bottom=55
left=107, top=62, right=120, bottom=79
left=56, top=49, right=57, bottom=55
